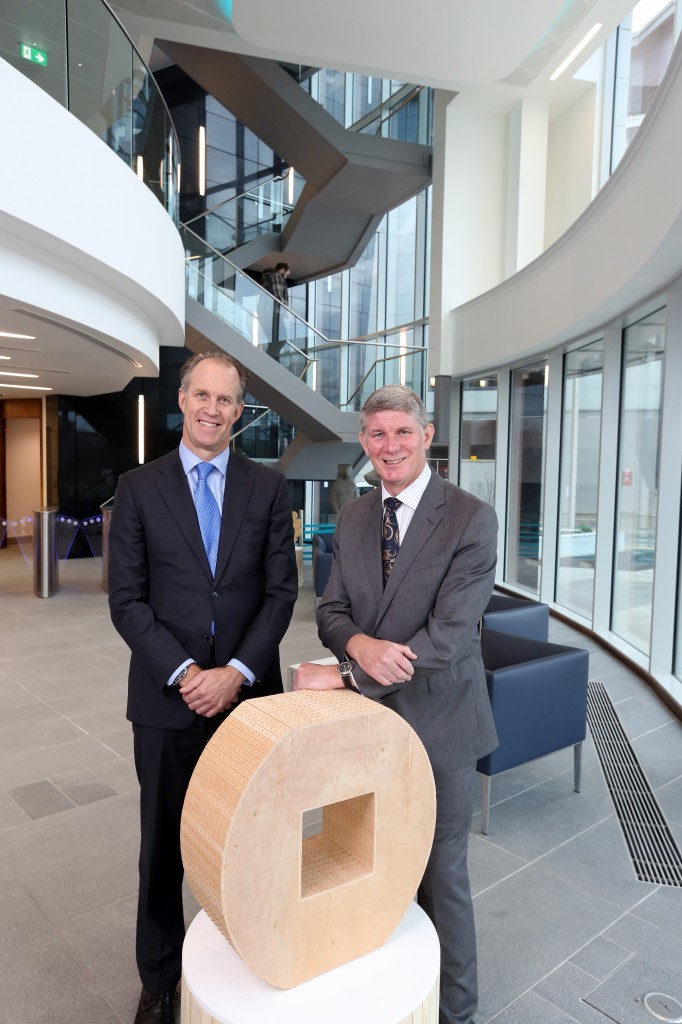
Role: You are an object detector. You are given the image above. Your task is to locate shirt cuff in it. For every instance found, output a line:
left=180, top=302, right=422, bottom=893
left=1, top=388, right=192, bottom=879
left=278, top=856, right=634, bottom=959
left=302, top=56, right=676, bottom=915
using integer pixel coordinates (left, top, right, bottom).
left=166, top=658, right=194, bottom=687
left=229, top=658, right=256, bottom=686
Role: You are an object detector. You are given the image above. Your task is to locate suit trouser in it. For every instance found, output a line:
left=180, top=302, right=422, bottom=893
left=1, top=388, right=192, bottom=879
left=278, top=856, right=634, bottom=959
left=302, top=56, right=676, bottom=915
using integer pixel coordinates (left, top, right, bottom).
left=133, top=714, right=226, bottom=993
left=418, top=760, right=478, bottom=1024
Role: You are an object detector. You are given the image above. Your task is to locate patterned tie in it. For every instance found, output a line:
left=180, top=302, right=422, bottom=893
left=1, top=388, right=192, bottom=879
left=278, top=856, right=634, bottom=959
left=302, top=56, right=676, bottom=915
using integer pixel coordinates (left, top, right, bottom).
left=194, top=462, right=221, bottom=576
left=382, top=497, right=402, bottom=585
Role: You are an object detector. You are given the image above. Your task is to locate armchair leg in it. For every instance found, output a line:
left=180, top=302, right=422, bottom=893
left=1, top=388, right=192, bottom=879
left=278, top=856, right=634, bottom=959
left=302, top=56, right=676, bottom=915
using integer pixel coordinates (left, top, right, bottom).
left=481, top=775, right=491, bottom=835
left=574, top=742, right=582, bottom=793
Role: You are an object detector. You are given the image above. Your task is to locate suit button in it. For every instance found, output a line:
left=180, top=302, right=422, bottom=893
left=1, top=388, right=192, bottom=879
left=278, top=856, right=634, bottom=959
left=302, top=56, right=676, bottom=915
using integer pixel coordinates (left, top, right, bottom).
left=211, top=591, right=219, bottom=599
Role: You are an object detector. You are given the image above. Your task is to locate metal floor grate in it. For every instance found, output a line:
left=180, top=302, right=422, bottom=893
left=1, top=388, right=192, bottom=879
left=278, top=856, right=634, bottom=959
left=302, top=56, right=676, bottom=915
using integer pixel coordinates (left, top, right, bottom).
left=587, top=681, right=682, bottom=887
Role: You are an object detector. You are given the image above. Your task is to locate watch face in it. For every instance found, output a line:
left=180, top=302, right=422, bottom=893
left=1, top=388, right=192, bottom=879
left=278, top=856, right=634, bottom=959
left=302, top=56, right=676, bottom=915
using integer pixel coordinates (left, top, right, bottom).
left=336, top=661, right=352, bottom=676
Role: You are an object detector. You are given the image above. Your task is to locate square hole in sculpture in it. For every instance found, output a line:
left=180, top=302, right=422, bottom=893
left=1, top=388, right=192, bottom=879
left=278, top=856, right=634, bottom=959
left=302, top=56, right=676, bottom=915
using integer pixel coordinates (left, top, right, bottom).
left=300, top=792, right=376, bottom=899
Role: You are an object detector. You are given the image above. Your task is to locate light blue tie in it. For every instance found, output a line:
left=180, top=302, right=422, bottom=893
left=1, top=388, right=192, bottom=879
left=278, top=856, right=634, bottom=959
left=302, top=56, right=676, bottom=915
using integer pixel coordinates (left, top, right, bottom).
left=194, top=462, right=221, bottom=576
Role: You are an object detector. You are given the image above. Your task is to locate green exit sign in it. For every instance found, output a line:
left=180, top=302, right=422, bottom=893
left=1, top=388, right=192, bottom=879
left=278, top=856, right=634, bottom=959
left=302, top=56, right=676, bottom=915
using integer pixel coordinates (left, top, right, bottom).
left=20, top=43, right=48, bottom=67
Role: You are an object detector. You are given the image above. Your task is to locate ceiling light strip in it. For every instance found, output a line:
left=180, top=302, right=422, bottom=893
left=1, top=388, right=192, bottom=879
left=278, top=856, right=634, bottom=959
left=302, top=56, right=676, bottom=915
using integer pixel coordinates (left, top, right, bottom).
left=550, top=23, right=602, bottom=81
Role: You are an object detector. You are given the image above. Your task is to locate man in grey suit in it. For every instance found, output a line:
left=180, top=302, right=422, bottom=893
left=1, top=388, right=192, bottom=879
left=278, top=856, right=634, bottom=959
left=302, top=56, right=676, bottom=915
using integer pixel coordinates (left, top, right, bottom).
left=294, top=384, right=498, bottom=1024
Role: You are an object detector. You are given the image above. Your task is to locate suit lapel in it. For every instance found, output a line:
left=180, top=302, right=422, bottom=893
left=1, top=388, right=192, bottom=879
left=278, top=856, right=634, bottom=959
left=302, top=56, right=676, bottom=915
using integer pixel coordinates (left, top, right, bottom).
left=152, top=450, right=212, bottom=579
left=375, top=472, right=445, bottom=627
left=213, top=453, right=254, bottom=583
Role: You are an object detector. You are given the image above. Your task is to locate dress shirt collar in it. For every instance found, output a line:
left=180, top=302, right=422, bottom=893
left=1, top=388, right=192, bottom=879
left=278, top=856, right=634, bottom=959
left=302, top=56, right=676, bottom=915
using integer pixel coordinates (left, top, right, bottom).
left=179, top=440, right=230, bottom=479
left=381, top=462, right=432, bottom=511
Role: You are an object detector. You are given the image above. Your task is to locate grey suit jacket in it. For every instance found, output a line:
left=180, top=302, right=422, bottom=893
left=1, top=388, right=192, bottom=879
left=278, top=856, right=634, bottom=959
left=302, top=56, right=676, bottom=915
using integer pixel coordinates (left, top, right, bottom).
left=317, top=471, right=499, bottom=775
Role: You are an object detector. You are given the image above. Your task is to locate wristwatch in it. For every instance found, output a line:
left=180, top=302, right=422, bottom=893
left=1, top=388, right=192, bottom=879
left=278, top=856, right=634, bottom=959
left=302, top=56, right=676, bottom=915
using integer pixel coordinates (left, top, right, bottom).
left=336, top=660, right=358, bottom=691
left=172, top=665, right=191, bottom=687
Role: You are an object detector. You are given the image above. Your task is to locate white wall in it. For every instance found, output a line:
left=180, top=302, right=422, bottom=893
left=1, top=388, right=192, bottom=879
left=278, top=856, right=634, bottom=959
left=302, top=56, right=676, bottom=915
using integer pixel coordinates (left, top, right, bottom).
left=505, top=99, right=548, bottom=275
left=429, top=95, right=507, bottom=377
left=545, top=86, right=597, bottom=248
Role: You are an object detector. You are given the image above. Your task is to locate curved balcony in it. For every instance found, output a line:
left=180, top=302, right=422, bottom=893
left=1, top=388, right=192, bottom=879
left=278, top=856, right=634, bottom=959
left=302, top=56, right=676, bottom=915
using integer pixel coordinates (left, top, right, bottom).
left=2, top=0, right=180, bottom=221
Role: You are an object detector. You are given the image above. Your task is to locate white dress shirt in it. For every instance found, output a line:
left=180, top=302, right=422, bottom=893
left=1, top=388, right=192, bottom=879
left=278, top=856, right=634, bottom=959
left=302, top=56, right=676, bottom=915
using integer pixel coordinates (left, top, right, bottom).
left=381, top=462, right=432, bottom=542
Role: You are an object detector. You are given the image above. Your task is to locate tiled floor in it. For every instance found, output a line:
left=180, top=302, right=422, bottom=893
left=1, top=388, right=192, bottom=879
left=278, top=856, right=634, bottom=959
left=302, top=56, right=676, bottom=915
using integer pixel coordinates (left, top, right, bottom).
left=0, top=545, right=680, bottom=1024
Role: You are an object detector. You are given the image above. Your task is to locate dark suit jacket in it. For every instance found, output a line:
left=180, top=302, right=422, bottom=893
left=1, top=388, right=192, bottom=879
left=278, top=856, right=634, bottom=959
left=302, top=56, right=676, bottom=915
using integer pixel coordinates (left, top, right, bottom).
left=108, top=449, right=298, bottom=730
left=317, top=471, right=498, bottom=775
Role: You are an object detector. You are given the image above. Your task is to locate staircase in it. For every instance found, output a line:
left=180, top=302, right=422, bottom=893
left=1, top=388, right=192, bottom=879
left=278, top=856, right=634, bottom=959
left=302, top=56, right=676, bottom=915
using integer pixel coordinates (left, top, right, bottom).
left=161, top=42, right=432, bottom=283
left=182, top=226, right=427, bottom=478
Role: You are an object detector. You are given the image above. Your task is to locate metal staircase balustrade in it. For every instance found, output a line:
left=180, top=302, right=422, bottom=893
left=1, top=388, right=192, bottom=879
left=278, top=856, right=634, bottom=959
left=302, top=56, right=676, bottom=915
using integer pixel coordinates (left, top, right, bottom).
left=182, top=225, right=428, bottom=454
left=160, top=43, right=432, bottom=283
left=182, top=223, right=320, bottom=380
left=339, top=347, right=427, bottom=412
left=347, top=84, right=426, bottom=137
left=183, top=175, right=299, bottom=256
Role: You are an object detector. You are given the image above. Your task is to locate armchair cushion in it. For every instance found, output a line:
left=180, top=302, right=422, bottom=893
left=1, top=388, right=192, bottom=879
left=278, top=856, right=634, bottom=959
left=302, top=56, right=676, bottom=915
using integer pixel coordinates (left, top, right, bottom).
left=481, top=594, right=549, bottom=641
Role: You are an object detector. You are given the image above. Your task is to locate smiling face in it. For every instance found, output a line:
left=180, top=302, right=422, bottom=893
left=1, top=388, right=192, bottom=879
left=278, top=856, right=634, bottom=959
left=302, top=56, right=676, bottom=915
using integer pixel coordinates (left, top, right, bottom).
left=178, top=359, right=244, bottom=460
left=360, top=409, right=434, bottom=496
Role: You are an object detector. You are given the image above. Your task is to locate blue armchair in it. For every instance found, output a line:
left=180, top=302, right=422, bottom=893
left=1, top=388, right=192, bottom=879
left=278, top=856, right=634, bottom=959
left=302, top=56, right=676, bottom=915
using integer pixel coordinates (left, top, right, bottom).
left=481, top=593, right=549, bottom=641
left=477, top=628, right=589, bottom=834
left=312, top=532, right=334, bottom=599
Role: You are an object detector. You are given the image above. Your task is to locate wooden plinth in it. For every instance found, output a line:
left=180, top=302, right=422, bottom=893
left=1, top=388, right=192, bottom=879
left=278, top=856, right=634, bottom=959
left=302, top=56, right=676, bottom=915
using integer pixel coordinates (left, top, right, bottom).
left=181, top=903, right=440, bottom=1024
left=180, top=690, right=436, bottom=989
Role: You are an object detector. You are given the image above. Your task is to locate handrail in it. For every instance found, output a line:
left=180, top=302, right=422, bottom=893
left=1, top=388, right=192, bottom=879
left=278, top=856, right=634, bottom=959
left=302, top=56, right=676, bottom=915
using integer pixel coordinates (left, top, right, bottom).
left=306, top=338, right=424, bottom=354
left=190, top=266, right=313, bottom=373
left=340, top=350, right=425, bottom=409
left=182, top=221, right=427, bottom=436
left=231, top=406, right=272, bottom=444
left=183, top=173, right=289, bottom=227
left=348, top=84, right=424, bottom=135
left=182, top=222, right=330, bottom=347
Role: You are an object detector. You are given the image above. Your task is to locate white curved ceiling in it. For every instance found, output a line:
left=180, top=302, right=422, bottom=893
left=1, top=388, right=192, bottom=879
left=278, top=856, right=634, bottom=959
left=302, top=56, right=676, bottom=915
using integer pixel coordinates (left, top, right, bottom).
left=113, top=0, right=634, bottom=96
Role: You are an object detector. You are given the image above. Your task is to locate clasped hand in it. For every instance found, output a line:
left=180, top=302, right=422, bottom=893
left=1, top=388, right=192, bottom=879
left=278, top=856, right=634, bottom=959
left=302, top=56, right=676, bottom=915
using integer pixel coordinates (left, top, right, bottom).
left=179, top=663, right=244, bottom=717
left=346, top=634, right=416, bottom=686
left=293, top=634, right=416, bottom=692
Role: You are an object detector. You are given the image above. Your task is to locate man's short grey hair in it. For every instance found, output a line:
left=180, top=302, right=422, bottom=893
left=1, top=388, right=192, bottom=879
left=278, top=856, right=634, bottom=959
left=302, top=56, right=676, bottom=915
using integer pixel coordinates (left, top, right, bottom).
left=179, top=351, right=249, bottom=404
left=360, top=385, right=429, bottom=432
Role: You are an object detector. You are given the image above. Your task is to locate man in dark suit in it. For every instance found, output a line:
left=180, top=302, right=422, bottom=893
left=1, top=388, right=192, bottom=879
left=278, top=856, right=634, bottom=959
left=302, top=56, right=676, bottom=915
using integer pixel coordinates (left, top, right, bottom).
left=294, top=384, right=498, bottom=1024
left=108, top=351, right=298, bottom=1024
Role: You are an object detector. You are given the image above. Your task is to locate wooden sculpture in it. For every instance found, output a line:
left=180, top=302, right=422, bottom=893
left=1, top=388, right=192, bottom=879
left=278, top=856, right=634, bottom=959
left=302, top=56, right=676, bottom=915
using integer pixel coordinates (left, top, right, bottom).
left=180, top=689, right=436, bottom=989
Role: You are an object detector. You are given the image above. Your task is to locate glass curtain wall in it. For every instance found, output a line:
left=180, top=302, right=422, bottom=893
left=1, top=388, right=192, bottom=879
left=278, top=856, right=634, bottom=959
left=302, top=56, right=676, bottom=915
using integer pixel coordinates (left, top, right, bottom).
left=507, top=364, right=548, bottom=594
left=556, top=340, right=604, bottom=617
left=612, top=308, right=666, bottom=653
left=459, top=378, right=498, bottom=506
left=611, top=0, right=678, bottom=171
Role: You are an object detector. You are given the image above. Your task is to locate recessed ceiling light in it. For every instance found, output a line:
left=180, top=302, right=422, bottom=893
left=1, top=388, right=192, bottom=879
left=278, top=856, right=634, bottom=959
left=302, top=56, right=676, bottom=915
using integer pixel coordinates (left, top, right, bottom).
left=0, top=331, right=36, bottom=339
left=0, top=355, right=10, bottom=360
left=0, top=371, right=38, bottom=378
left=0, top=383, right=52, bottom=391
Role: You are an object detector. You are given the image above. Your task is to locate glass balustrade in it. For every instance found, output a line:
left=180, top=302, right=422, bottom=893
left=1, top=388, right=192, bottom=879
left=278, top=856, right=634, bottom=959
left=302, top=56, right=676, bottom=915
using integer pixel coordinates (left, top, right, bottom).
left=3, top=0, right=180, bottom=220
left=341, top=347, right=426, bottom=411
left=347, top=84, right=428, bottom=141
left=184, top=175, right=301, bottom=255
left=182, top=224, right=319, bottom=385
left=182, top=224, right=428, bottom=435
